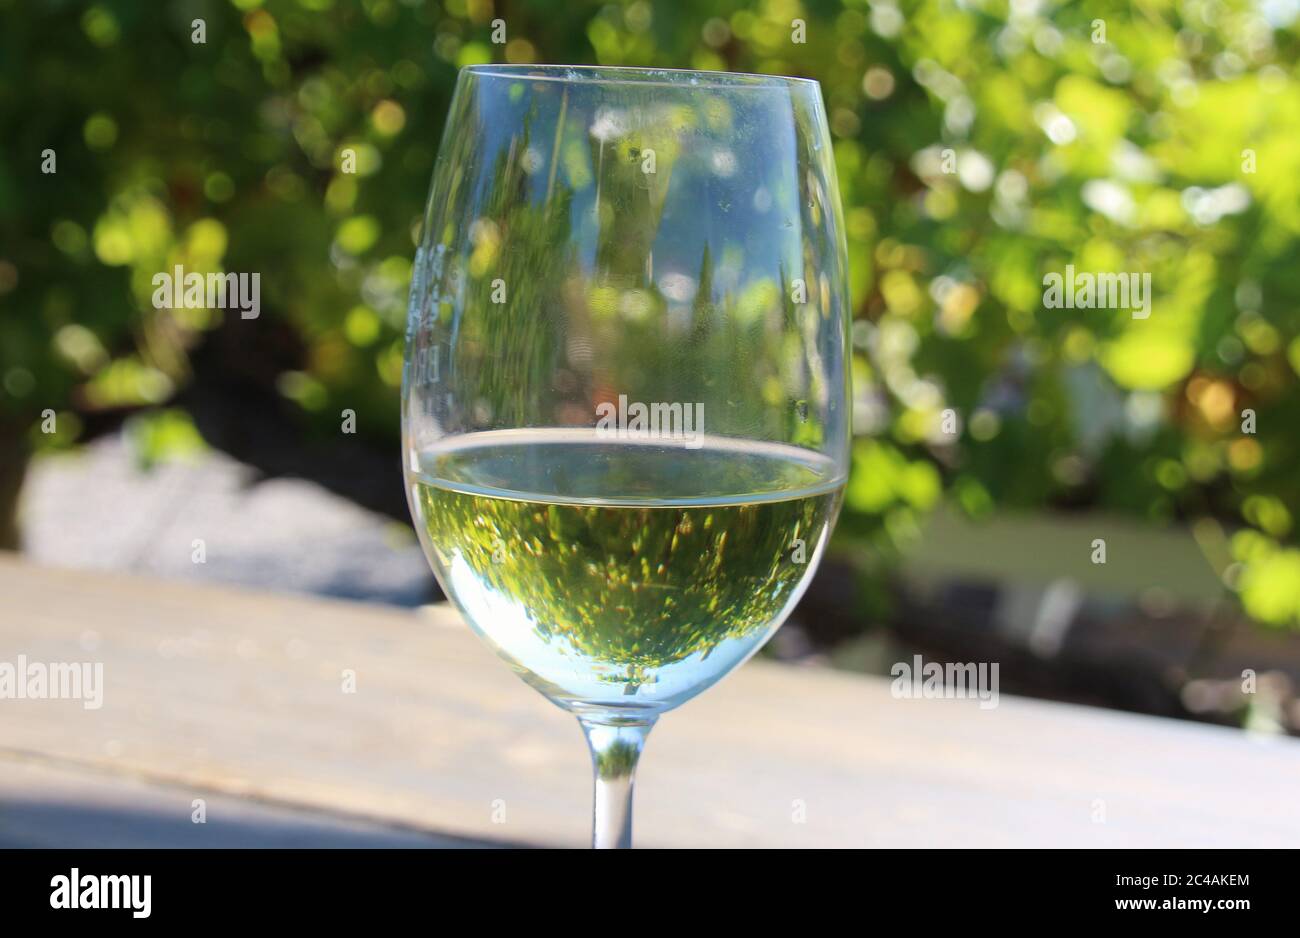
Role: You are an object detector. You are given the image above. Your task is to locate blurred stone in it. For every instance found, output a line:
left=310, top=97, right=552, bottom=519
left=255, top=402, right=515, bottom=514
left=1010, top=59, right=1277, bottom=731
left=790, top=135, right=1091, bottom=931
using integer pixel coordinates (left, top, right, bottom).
left=18, top=435, right=435, bottom=607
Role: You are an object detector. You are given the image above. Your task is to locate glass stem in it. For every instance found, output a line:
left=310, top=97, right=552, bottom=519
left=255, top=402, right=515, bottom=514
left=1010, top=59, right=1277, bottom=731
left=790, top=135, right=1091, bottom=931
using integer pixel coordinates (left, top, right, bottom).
left=579, top=717, right=656, bottom=849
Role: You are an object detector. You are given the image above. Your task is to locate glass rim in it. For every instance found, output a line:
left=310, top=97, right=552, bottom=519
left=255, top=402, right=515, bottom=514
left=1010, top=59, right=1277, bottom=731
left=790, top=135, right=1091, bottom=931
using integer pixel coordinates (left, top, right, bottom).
left=461, top=63, right=820, bottom=91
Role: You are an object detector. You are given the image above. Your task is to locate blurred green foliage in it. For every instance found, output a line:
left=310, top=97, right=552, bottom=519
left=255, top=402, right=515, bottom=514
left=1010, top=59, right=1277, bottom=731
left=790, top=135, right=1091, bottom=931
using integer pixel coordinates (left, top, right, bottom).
left=1, top=0, right=1298, bottom=625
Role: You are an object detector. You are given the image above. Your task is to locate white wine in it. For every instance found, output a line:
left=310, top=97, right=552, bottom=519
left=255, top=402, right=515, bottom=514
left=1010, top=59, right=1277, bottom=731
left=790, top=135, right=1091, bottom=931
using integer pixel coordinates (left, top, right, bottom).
left=409, top=429, right=843, bottom=719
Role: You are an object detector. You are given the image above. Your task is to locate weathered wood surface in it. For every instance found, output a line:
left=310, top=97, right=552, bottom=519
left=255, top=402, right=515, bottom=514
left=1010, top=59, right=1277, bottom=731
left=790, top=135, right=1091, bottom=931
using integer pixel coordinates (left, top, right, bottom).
left=1, top=555, right=1296, bottom=847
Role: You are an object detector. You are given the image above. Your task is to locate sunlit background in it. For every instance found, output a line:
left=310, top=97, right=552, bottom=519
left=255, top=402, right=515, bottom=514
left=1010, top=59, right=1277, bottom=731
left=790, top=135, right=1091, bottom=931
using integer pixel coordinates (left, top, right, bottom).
left=3, top=0, right=1299, bottom=735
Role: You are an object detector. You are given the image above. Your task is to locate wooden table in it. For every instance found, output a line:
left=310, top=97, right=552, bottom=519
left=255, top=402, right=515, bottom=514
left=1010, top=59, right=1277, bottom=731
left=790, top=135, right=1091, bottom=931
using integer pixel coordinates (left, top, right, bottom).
left=1, top=556, right=1296, bottom=847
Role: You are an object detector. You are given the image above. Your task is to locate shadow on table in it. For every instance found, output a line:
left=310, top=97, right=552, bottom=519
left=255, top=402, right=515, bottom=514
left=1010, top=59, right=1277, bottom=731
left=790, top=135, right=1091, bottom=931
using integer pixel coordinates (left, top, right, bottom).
left=0, top=798, right=525, bottom=849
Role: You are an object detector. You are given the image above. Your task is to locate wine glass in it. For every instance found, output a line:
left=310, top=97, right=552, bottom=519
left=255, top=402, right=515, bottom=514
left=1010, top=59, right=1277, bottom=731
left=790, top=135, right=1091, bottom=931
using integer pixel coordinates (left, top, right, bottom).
left=402, top=64, right=850, bottom=848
